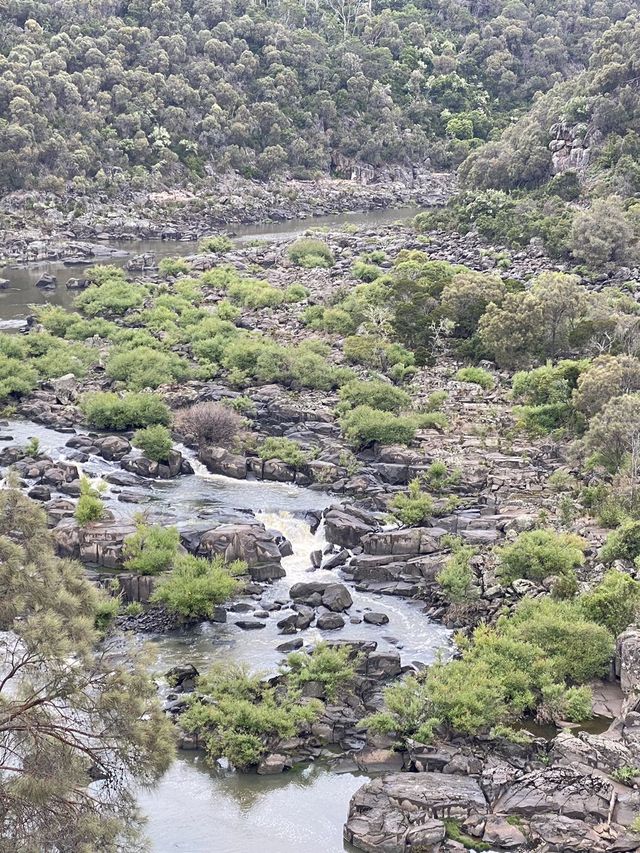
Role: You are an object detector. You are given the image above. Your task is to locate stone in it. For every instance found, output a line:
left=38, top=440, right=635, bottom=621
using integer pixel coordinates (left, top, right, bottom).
left=36, top=272, right=57, bottom=288
left=50, top=373, right=79, bottom=404
left=195, top=523, right=285, bottom=581
left=482, top=815, right=527, bottom=849
left=354, top=748, right=404, bottom=773
left=317, top=612, right=345, bottom=630
left=276, top=638, right=304, bottom=652
left=257, top=753, right=288, bottom=774
left=28, top=485, right=51, bottom=501
left=324, top=506, right=379, bottom=549
left=321, top=583, right=353, bottom=612
left=363, top=612, right=389, bottom=626
left=234, top=619, right=266, bottom=630
left=165, top=664, right=199, bottom=693
left=96, top=435, right=131, bottom=461
left=494, top=768, right=612, bottom=821
left=344, top=773, right=487, bottom=852
left=617, top=629, right=640, bottom=694
left=199, top=445, right=247, bottom=479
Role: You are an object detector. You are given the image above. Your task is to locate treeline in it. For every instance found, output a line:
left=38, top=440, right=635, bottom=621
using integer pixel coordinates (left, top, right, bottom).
left=0, top=0, right=631, bottom=191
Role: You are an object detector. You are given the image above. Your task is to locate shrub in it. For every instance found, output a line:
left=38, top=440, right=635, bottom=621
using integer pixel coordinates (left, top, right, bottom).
left=455, top=366, right=495, bottom=390
left=514, top=402, right=576, bottom=435
left=123, top=520, right=180, bottom=575
left=303, top=306, right=357, bottom=335
left=106, top=347, right=190, bottom=390
left=158, top=257, right=190, bottom=277
left=75, top=276, right=146, bottom=316
left=178, top=664, right=321, bottom=769
left=437, top=543, right=477, bottom=603
left=258, top=437, right=308, bottom=469
left=284, top=283, right=309, bottom=302
left=199, top=235, right=233, bottom=253
left=390, top=478, right=434, bottom=526
left=132, top=424, right=173, bottom=462
left=227, top=277, right=284, bottom=308
left=339, top=379, right=410, bottom=414
left=80, top=392, right=171, bottom=430
left=580, top=570, right=640, bottom=636
left=343, top=335, right=414, bottom=370
left=288, top=238, right=334, bottom=268
left=495, top=529, right=585, bottom=586
left=152, top=554, right=244, bottom=619
left=285, top=643, right=357, bottom=700
left=75, top=477, right=106, bottom=525
left=582, top=393, right=640, bottom=472
left=504, top=598, right=614, bottom=683
left=599, top=520, right=640, bottom=564
left=340, top=405, right=417, bottom=448
left=352, top=260, right=382, bottom=282
left=0, top=356, right=38, bottom=400
left=173, top=401, right=243, bottom=447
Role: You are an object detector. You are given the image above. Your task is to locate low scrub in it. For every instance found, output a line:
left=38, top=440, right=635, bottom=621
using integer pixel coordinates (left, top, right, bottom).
left=455, top=366, right=495, bottom=390
left=341, top=405, right=417, bottom=448
left=80, top=392, right=171, bottom=430
left=152, top=554, right=244, bottom=619
left=287, top=238, right=334, bottom=268
left=173, top=401, right=243, bottom=447
left=495, top=529, right=586, bottom=587
left=106, top=347, right=190, bottom=390
left=258, top=437, right=308, bottom=469
left=123, top=519, right=180, bottom=575
left=339, top=379, right=410, bottom=414
left=132, top=424, right=173, bottom=462
left=390, top=478, right=434, bottom=526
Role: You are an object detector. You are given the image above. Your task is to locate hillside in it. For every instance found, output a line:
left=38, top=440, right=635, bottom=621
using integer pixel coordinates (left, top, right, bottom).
left=0, top=0, right=631, bottom=192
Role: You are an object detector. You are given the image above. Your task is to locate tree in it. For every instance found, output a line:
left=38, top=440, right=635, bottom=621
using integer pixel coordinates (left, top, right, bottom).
left=583, top=392, right=640, bottom=471
left=0, top=488, right=174, bottom=850
left=573, top=354, right=640, bottom=417
left=478, top=291, right=545, bottom=367
left=530, top=272, right=586, bottom=358
left=569, top=196, right=637, bottom=268
left=440, top=270, right=506, bottom=337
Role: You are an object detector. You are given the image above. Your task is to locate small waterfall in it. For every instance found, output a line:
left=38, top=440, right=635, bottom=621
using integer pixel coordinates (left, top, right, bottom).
left=257, top=510, right=325, bottom=581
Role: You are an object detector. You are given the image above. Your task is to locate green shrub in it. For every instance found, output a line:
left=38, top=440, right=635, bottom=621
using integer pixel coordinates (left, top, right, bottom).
left=80, top=392, right=171, bottom=430
left=302, top=306, right=357, bottom=335
left=580, top=570, right=640, bottom=636
left=94, top=594, right=119, bottom=633
left=199, top=235, right=233, bottom=253
left=415, top=411, right=449, bottom=430
left=0, top=356, right=38, bottom=399
left=258, top=437, right=308, bottom=469
left=339, top=379, right=410, bottom=414
left=106, top=347, right=190, bottom=390
left=284, top=283, right=309, bottom=302
left=352, top=260, right=382, bottom=282
left=132, top=424, right=173, bottom=462
left=343, top=335, right=414, bottom=370
left=285, top=643, right=357, bottom=700
left=340, top=405, right=417, bottom=448
left=123, top=520, right=180, bottom=575
left=455, top=366, right=495, bottom=390
left=178, top=664, right=321, bottom=769
left=390, top=478, right=434, bottom=526
left=288, top=238, right=334, bottom=268
left=437, top=542, right=477, bottom=603
left=514, top=402, right=576, bottom=435
left=158, top=257, right=190, bottom=277
left=600, top=520, right=640, bottom=564
left=495, top=529, right=586, bottom=585
left=504, top=598, right=614, bottom=683
left=75, top=477, right=106, bottom=525
left=75, top=276, right=147, bottom=316
left=228, top=277, right=284, bottom=308
left=152, top=554, right=244, bottom=619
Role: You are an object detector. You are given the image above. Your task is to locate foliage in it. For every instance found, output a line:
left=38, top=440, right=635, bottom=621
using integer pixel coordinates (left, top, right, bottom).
left=0, top=488, right=173, bottom=850
left=574, top=356, right=640, bottom=418
left=228, top=276, right=285, bottom=308
left=343, top=335, right=414, bottom=371
left=174, top=401, right=243, bottom=447
left=80, top=392, right=171, bottom=430
left=580, top=570, right=640, bottom=637
left=158, top=258, right=190, bottom=277
left=152, top=554, right=244, bottom=619
left=599, top=521, right=640, bottom=565
left=123, top=519, right=180, bottom=576
left=583, top=393, right=640, bottom=472
left=339, top=379, right=410, bottom=414
left=340, top=405, right=417, bottom=448
left=75, top=271, right=146, bottom=316
left=455, top=366, right=494, bottom=390
left=495, top=529, right=585, bottom=586
left=132, top=424, right=173, bottom=463
left=0, top=355, right=38, bottom=400
left=288, top=239, right=334, bottom=268
left=74, top=477, right=106, bottom=525
left=437, top=542, right=477, bottom=603
left=390, top=478, right=434, bottom=526
left=107, top=346, right=190, bottom=390
left=199, top=235, right=233, bottom=254
left=285, top=643, right=357, bottom=700
left=258, top=437, right=308, bottom=469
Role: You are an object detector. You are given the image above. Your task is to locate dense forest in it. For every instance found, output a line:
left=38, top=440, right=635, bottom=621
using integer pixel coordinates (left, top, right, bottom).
left=1, top=0, right=636, bottom=191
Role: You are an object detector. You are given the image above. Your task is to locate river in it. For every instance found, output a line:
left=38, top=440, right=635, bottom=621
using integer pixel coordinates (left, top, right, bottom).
left=0, top=205, right=451, bottom=853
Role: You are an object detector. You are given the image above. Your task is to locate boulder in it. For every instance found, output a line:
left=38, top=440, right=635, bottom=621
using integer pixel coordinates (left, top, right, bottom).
left=617, top=629, right=640, bottom=694
left=165, top=664, right=199, bottom=693
left=482, top=815, right=527, bottom=849
left=194, top=523, right=285, bottom=581
left=257, top=753, right=288, bottom=775
left=95, top=434, right=131, bottom=461
left=122, top=449, right=183, bottom=479
left=289, top=581, right=352, bottom=612
left=344, top=772, right=487, bottom=852
left=199, top=446, right=247, bottom=479
left=324, top=506, right=379, bottom=549
left=52, top=518, right=136, bottom=568
left=317, top=612, right=345, bottom=630
left=50, top=373, right=79, bottom=404
left=494, top=768, right=612, bottom=821
left=322, top=583, right=353, bottom=612
left=363, top=612, right=389, bottom=626
left=36, top=272, right=57, bottom=288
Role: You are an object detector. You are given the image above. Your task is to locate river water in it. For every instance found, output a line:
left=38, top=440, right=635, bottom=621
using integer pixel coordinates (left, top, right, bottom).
left=0, top=205, right=451, bottom=853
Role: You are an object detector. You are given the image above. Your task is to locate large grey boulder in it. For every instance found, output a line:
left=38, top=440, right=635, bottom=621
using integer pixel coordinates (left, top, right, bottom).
left=289, top=581, right=353, bottom=612
left=52, top=518, right=136, bottom=568
left=199, top=446, right=247, bottom=479
left=617, top=629, right=640, bottom=694
left=194, top=523, right=284, bottom=580
left=344, top=772, right=487, bottom=852
left=324, top=506, right=379, bottom=549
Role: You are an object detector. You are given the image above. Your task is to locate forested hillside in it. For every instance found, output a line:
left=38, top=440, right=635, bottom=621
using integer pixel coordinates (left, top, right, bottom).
left=0, top=0, right=633, bottom=191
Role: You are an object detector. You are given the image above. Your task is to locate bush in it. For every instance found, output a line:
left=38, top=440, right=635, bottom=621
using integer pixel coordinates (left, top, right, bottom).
left=339, top=379, right=410, bottom=414
left=158, top=257, right=190, bottom=277
left=390, top=478, right=434, bottom=526
left=152, top=554, right=244, bottom=619
left=75, top=477, right=106, bottom=525
left=437, top=542, right=477, bottom=603
left=106, top=347, right=190, bottom=390
left=80, top=392, right=171, bottom=430
left=0, top=356, right=38, bottom=400
left=178, top=664, right=321, bottom=769
left=173, top=401, right=243, bottom=447
left=599, top=520, right=640, bottom=564
left=343, top=335, right=414, bottom=370
left=288, top=238, right=334, bottom=268
left=455, top=366, right=495, bottom=390
left=340, top=405, right=417, bottom=448
left=284, top=283, right=309, bottom=302
left=199, top=235, right=233, bottom=253
left=228, top=277, right=284, bottom=308
left=580, top=570, right=640, bottom=636
left=132, top=424, right=173, bottom=462
left=123, top=520, right=180, bottom=575
left=285, top=643, right=357, bottom=700
left=75, top=276, right=146, bottom=316
left=352, top=260, right=382, bottom=282
left=504, top=598, right=614, bottom=683
left=303, top=306, right=357, bottom=335
left=495, top=529, right=585, bottom=586
left=258, top=437, right=308, bottom=469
